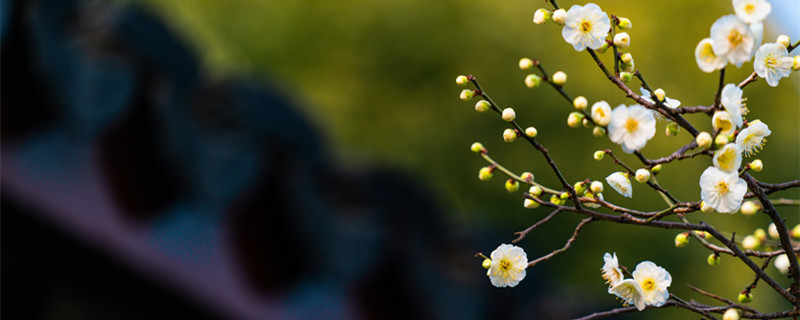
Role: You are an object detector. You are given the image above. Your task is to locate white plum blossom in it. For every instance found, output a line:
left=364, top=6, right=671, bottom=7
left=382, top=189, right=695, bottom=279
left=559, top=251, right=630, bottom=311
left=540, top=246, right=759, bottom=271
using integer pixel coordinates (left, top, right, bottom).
left=606, top=172, right=633, bottom=198
left=774, top=254, right=790, bottom=275
left=695, top=38, right=727, bottom=73
left=712, top=111, right=736, bottom=136
left=607, top=104, right=656, bottom=153
left=561, top=3, right=611, bottom=51
left=601, top=252, right=624, bottom=286
left=710, top=15, right=755, bottom=67
left=753, top=43, right=794, bottom=87
left=609, top=279, right=646, bottom=311
left=632, top=261, right=672, bottom=308
left=700, top=167, right=748, bottom=214
left=713, top=143, right=743, bottom=172
left=735, top=120, right=771, bottom=156
left=733, top=0, right=772, bottom=24
left=487, top=244, right=528, bottom=287
left=720, top=84, right=746, bottom=128
left=591, top=101, right=612, bottom=126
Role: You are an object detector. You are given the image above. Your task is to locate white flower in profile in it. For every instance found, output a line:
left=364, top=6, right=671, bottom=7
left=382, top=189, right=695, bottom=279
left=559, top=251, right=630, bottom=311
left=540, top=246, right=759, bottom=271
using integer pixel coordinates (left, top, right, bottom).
left=606, top=172, right=633, bottom=198
left=699, top=167, right=748, bottom=214
left=639, top=87, right=681, bottom=109
left=601, top=252, right=624, bottom=286
left=561, top=3, right=611, bottom=51
left=609, top=279, right=646, bottom=311
left=733, top=0, right=772, bottom=24
left=774, top=254, right=790, bottom=275
left=487, top=243, right=528, bottom=288
left=711, top=15, right=755, bottom=67
left=735, top=120, right=771, bottom=156
left=713, top=143, right=743, bottom=172
left=632, top=261, right=672, bottom=308
left=607, top=104, right=656, bottom=153
left=695, top=38, right=727, bottom=73
left=712, top=111, right=736, bottom=136
left=720, top=84, right=747, bottom=128
left=591, top=101, right=612, bottom=126
left=754, top=43, right=794, bottom=87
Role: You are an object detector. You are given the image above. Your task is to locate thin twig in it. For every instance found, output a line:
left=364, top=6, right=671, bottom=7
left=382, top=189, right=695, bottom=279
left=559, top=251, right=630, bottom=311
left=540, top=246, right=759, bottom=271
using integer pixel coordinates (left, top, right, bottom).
left=527, top=217, right=593, bottom=267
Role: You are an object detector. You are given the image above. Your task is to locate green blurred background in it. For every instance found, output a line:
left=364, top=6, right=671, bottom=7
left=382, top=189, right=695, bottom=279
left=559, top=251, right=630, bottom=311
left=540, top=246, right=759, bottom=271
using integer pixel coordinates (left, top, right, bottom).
left=138, top=0, right=799, bottom=317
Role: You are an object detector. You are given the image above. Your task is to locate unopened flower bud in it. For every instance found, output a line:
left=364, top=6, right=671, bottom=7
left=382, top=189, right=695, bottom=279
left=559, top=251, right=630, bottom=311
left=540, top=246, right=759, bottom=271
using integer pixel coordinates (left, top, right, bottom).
left=470, top=142, right=485, bottom=153
left=593, top=150, right=605, bottom=161
left=529, top=186, right=542, bottom=197
left=613, top=32, right=630, bottom=48
left=502, top=108, right=516, bottom=122
left=503, top=128, right=517, bottom=143
left=523, top=198, right=540, bottom=208
left=741, top=235, right=760, bottom=250
left=714, top=134, right=729, bottom=148
left=653, top=88, right=666, bottom=101
left=520, top=172, right=534, bottom=182
left=777, top=35, right=791, bottom=48
left=475, top=100, right=491, bottom=113
left=582, top=118, right=592, bottom=128
left=768, top=223, right=779, bottom=239
left=460, top=89, right=474, bottom=101
left=738, top=292, right=753, bottom=304
left=700, top=201, right=714, bottom=213
left=519, top=57, right=534, bottom=70
left=617, top=17, right=632, bottom=30
left=792, top=224, right=800, bottom=239
left=793, top=56, right=800, bottom=71
left=525, top=126, right=538, bottom=138
left=559, top=192, right=569, bottom=200
left=573, top=96, right=588, bottom=110
left=775, top=254, right=790, bottom=275
left=592, top=126, right=606, bottom=138
left=665, top=122, right=679, bottom=136
left=753, top=228, right=767, bottom=242
left=552, top=8, right=567, bottom=25
left=693, top=230, right=711, bottom=239
left=550, top=194, right=565, bottom=205
left=479, top=166, right=494, bottom=181
left=675, top=233, right=689, bottom=247
left=525, top=74, right=542, bottom=88
left=740, top=200, right=758, bottom=215
left=634, top=169, right=650, bottom=183
left=620, top=72, right=633, bottom=83
left=573, top=181, right=587, bottom=195
left=650, top=164, right=662, bottom=174
left=596, top=42, right=610, bottom=54
left=590, top=181, right=603, bottom=194
left=622, top=60, right=635, bottom=73
left=456, top=75, right=469, bottom=86
left=723, top=308, right=740, bottom=320
left=620, top=53, right=633, bottom=64
left=533, top=9, right=552, bottom=24
left=505, top=179, right=520, bottom=193
left=707, top=253, right=720, bottom=266
left=482, top=258, right=492, bottom=269
left=696, top=132, right=712, bottom=149
left=567, top=112, right=584, bottom=128
left=749, top=159, right=763, bottom=172
left=552, top=71, right=567, bottom=85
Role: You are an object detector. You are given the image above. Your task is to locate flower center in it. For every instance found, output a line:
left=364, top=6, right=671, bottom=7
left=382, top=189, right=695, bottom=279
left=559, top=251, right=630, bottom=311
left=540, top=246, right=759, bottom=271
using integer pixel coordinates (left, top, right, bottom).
left=728, top=30, right=743, bottom=47
left=499, top=259, right=511, bottom=272
left=580, top=20, right=592, bottom=32
left=765, top=55, right=777, bottom=68
left=715, top=181, right=729, bottom=195
left=625, top=118, right=639, bottom=132
left=642, top=279, right=655, bottom=291
left=745, top=4, right=755, bottom=14
left=718, top=149, right=736, bottom=171
left=702, top=43, right=716, bottom=58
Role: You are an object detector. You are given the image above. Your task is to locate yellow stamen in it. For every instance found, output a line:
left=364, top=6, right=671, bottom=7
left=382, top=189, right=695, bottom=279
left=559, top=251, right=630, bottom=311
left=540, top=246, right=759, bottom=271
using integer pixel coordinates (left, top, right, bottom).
left=728, top=30, right=743, bottom=47
left=716, top=181, right=729, bottom=195
left=580, top=20, right=592, bottom=32
left=625, top=118, right=639, bottom=132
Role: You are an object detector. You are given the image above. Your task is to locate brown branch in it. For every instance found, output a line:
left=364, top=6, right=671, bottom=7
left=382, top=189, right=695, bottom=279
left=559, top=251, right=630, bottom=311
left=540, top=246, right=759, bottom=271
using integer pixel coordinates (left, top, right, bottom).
left=686, top=284, right=758, bottom=314
left=512, top=208, right=562, bottom=243
left=527, top=217, right=593, bottom=267
left=675, top=105, right=715, bottom=115
left=633, top=141, right=710, bottom=167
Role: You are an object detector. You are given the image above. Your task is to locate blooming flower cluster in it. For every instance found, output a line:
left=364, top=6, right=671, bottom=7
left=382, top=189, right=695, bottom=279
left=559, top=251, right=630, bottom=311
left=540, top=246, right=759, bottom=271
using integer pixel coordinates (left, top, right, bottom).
left=602, top=253, right=672, bottom=311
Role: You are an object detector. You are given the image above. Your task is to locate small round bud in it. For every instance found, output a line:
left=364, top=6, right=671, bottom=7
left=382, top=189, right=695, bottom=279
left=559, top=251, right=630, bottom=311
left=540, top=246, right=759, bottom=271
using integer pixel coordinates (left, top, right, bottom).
left=617, top=17, right=632, bottom=30
left=525, top=126, right=538, bottom=138
left=470, top=142, right=485, bottom=153
left=741, top=235, right=760, bottom=250
left=620, top=72, right=633, bottom=83
left=520, top=172, right=534, bottom=182
left=723, top=308, right=740, bottom=320
left=482, top=258, right=492, bottom=269
left=552, top=71, right=567, bottom=85
left=740, top=200, right=758, bottom=215
left=674, top=232, right=689, bottom=248
left=523, top=198, right=540, bottom=209
left=714, top=134, right=729, bottom=148
left=592, top=126, right=606, bottom=138
left=505, top=179, right=520, bottom=193
left=456, top=75, right=469, bottom=86
left=529, top=186, right=543, bottom=197
left=665, top=122, right=679, bottom=137
left=768, top=223, right=780, bottom=239
left=650, top=164, right=662, bottom=174
left=634, top=169, right=650, bottom=183
left=792, top=224, right=800, bottom=239
left=700, top=201, right=714, bottom=213
left=593, top=150, right=605, bottom=161
left=567, top=112, right=584, bottom=128
left=478, top=166, right=494, bottom=181
left=749, top=159, right=763, bottom=172
left=777, top=35, right=791, bottom=48
left=753, top=228, right=767, bottom=242
left=620, top=53, right=633, bottom=64
left=590, top=181, right=604, bottom=194
left=460, top=89, right=474, bottom=101
left=696, top=132, right=712, bottom=149
left=573, top=96, right=588, bottom=110
left=475, top=100, right=491, bottom=113
left=559, top=192, right=569, bottom=200
left=573, top=181, right=587, bottom=195
left=693, top=231, right=711, bottom=239
left=653, top=88, right=666, bottom=102
left=502, top=108, right=516, bottom=122
left=533, top=8, right=552, bottom=24
left=613, top=32, right=630, bottom=48
left=519, top=58, right=534, bottom=70
left=737, top=292, right=753, bottom=304
left=552, top=8, right=567, bottom=25
left=525, top=74, right=542, bottom=88
left=503, top=128, right=517, bottom=143
left=707, top=253, right=720, bottom=266
left=622, top=60, right=635, bottom=73
left=793, top=56, right=800, bottom=71
left=596, top=42, right=610, bottom=54
left=581, top=118, right=592, bottom=128
left=550, top=194, right=564, bottom=205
